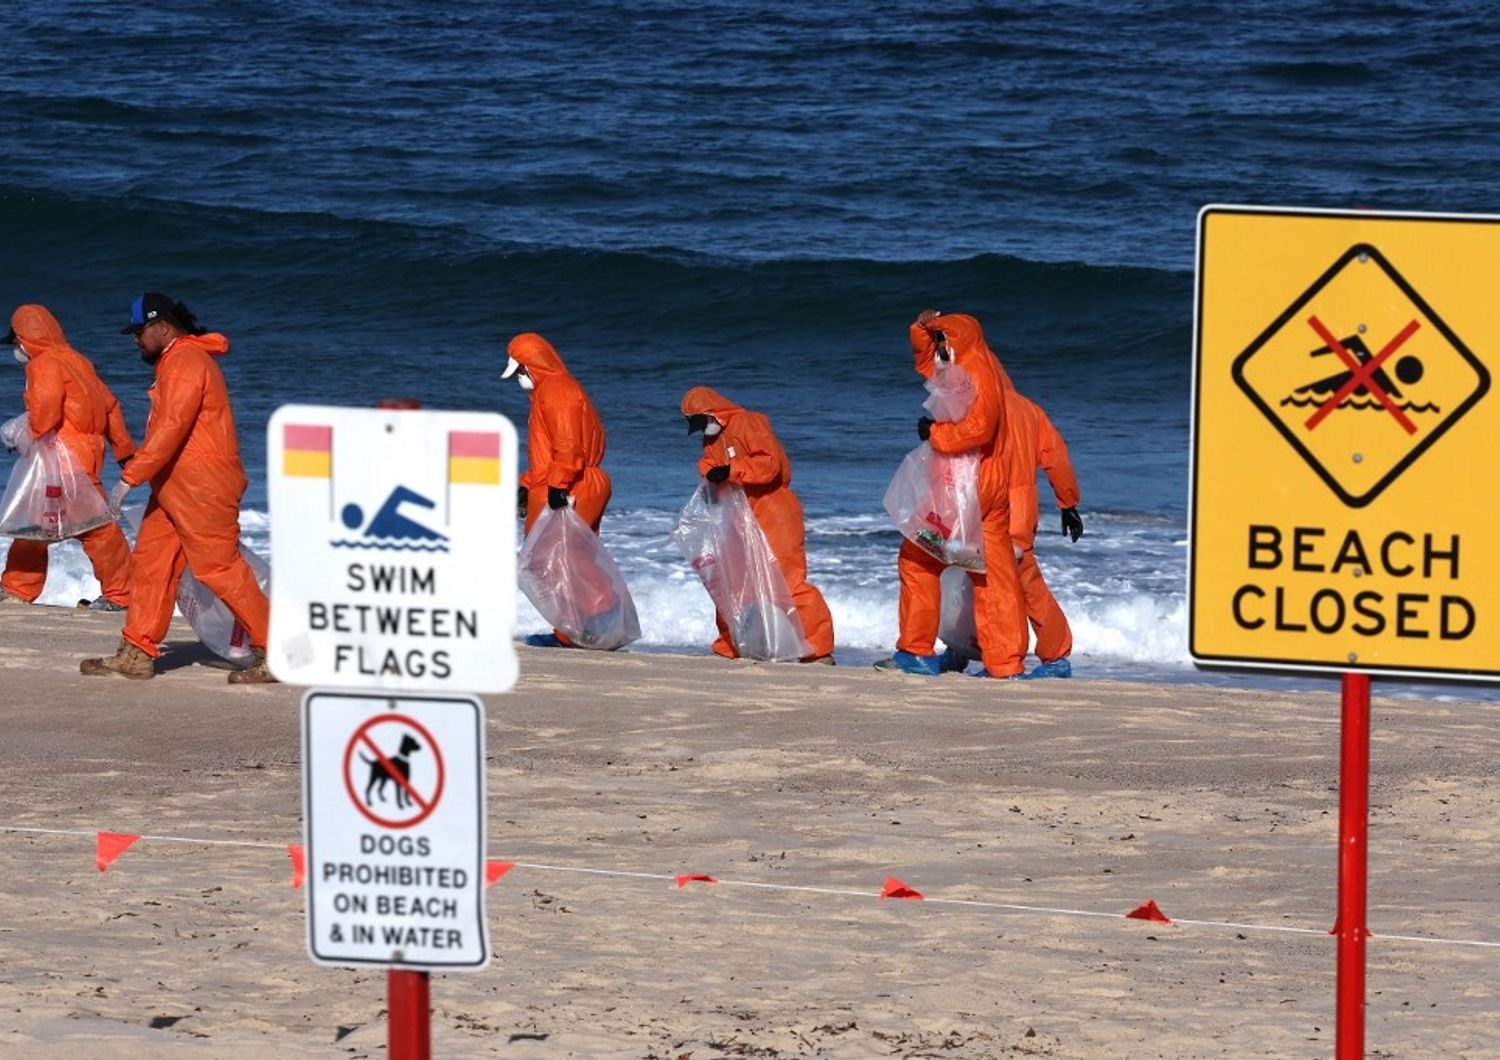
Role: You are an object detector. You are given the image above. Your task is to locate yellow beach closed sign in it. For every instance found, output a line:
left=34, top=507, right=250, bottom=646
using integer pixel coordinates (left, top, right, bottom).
left=1191, top=206, right=1499, bottom=680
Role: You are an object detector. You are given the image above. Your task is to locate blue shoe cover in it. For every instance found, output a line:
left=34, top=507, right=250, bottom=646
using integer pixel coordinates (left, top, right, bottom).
left=1027, top=658, right=1072, bottom=679
left=524, top=632, right=566, bottom=648
left=874, top=650, right=943, bottom=676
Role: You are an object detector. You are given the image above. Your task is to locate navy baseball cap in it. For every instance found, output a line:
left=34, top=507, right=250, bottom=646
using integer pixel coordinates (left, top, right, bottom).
left=121, top=292, right=176, bottom=335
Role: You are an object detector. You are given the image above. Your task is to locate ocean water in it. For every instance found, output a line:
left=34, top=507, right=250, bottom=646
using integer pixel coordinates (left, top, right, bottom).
left=4, top=0, right=1499, bottom=696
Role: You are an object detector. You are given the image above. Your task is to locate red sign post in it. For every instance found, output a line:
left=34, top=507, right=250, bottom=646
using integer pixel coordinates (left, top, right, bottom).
left=1334, top=672, right=1371, bottom=1059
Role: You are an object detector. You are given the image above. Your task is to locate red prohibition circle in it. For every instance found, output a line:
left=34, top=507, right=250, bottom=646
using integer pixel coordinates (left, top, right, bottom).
left=342, top=714, right=447, bottom=829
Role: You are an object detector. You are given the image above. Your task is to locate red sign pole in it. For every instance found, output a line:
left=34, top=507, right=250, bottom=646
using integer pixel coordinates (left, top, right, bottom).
left=1335, top=671, right=1371, bottom=1059
left=376, top=397, right=432, bottom=1060
left=388, top=968, right=430, bottom=1060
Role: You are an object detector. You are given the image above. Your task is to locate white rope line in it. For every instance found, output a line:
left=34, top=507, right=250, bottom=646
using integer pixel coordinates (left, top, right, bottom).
left=2, top=825, right=286, bottom=850
left=5, top=825, right=1497, bottom=950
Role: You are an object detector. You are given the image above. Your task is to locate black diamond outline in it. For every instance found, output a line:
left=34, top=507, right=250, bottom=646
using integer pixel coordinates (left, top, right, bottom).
left=1231, top=242, right=1490, bottom=508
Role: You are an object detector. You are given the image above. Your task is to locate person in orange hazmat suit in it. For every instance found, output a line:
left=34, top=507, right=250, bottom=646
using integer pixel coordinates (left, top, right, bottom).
left=1, top=305, right=136, bottom=610
left=680, top=386, right=835, bottom=663
left=502, top=332, right=613, bottom=648
left=1001, top=387, right=1083, bottom=678
left=79, top=293, right=274, bottom=684
left=875, top=310, right=1028, bottom=678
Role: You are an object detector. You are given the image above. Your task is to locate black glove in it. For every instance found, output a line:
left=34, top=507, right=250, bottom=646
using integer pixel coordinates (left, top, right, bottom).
left=516, top=484, right=528, bottom=516
left=1061, top=507, right=1084, bottom=542
left=706, top=464, right=730, bottom=484
left=547, top=486, right=569, bottom=510
left=917, top=416, right=934, bottom=441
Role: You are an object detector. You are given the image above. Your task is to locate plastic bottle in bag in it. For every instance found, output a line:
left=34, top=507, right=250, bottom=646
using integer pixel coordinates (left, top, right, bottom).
left=670, top=483, right=810, bottom=661
left=517, top=506, right=641, bottom=651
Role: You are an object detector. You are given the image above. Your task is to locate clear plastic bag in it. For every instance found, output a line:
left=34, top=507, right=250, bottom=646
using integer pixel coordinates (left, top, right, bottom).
left=179, top=550, right=272, bottom=662
left=883, top=447, right=985, bottom=571
left=120, top=505, right=270, bottom=662
left=882, top=360, right=986, bottom=571
left=670, top=483, right=810, bottom=661
left=1, top=413, right=30, bottom=455
left=0, top=431, right=113, bottom=541
left=517, top=505, right=641, bottom=650
left=938, top=566, right=981, bottom=664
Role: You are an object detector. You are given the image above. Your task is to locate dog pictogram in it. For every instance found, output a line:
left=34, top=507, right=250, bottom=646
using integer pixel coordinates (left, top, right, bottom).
left=342, top=715, right=446, bottom=829
left=361, top=733, right=423, bottom=810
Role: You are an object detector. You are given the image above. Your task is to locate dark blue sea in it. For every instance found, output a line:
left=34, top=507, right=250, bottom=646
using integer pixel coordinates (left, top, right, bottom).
left=4, top=0, right=1499, bottom=696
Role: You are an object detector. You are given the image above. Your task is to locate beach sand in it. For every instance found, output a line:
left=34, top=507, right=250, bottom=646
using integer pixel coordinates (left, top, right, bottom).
left=1, top=604, right=1497, bottom=1059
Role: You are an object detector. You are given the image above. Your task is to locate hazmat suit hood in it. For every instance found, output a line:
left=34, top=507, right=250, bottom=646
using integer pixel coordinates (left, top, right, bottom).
left=168, top=332, right=230, bottom=359
left=680, top=386, right=744, bottom=424
left=918, top=312, right=1014, bottom=390
left=506, top=332, right=571, bottom=384
left=10, top=304, right=74, bottom=360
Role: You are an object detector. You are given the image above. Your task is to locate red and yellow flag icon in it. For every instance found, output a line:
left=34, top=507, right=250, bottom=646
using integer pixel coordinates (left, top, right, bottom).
left=283, top=424, right=332, bottom=478
left=448, top=431, right=501, bottom=485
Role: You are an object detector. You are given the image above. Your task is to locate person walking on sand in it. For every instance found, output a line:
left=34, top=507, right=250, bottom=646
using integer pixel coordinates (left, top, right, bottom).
left=502, top=331, right=613, bottom=648
left=1, top=304, right=136, bottom=611
left=681, top=386, right=835, bottom=664
left=943, top=384, right=1084, bottom=679
left=876, top=310, right=1028, bottom=679
left=1001, top=385, right=1083, bottom=679
left=80, top=293, right=275, bottom=684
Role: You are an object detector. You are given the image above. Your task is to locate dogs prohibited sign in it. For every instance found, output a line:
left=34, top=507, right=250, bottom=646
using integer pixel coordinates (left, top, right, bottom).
left=1192, top=206, right=1500, bottom=680
left=303, top=690, right=488, bottom=970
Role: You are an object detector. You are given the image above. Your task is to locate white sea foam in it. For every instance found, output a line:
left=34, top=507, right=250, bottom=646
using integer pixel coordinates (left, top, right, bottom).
left=3, top=506, right=1189, bottom=673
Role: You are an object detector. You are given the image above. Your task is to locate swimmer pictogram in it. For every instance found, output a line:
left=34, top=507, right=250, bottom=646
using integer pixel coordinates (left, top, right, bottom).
left=1232, top=243, right=1489, bottom=508
left=332, top=485, right=450, bottom=553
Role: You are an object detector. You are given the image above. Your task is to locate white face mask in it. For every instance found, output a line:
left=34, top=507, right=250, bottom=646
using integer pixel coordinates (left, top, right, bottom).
left=13, top=346, right=26, bottom=365
left=704, top=420, right=722, bottom=437
left=518, top=374, right=535, bottom=392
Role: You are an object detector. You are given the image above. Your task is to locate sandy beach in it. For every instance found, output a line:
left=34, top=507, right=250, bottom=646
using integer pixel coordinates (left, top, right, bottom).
left=2, top=604, right=1498, bottom=1059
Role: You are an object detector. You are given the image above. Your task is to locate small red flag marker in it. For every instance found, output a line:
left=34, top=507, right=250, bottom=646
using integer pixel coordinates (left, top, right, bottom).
left=1125, top=899, right=1172, bottom=923
left=880, top=876, right=924, bottom=901
left=484, top=861, right=515, bottom=888
left=675, top=873, right=718, bottom=888
left=287, top=845, right=306, bottom=889
left=95, top=832, right=140, bottom=872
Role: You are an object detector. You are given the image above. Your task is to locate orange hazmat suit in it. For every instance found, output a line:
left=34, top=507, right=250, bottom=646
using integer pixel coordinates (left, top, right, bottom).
left=507, top=333, right=611, bottom=535
left=1005, top=388, right=1080, bottom=664
left=900, top=313, right=1028, bottom=677
left=680, top=386, right=835, bottom=660
left=119, top=331, right=267, bottom=657
left=2, top=305, right=136, bottom=605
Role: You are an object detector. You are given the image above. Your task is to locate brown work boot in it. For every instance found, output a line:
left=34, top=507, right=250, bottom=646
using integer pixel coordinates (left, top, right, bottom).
left=227, top=649, right=279, bottom=685
left=80, top=639, right=155, bottom=680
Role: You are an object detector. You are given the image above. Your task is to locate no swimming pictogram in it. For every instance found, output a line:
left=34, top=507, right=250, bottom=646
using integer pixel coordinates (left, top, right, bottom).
left=1232, top=243, right=1490, bottom=508
left=342, top=714, right=447, bottom=829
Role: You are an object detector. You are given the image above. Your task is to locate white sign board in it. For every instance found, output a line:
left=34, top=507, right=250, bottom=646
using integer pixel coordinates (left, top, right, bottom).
left=303, top=689, right=489, bottom=970
left=267, top=404, right=518, bottom=693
